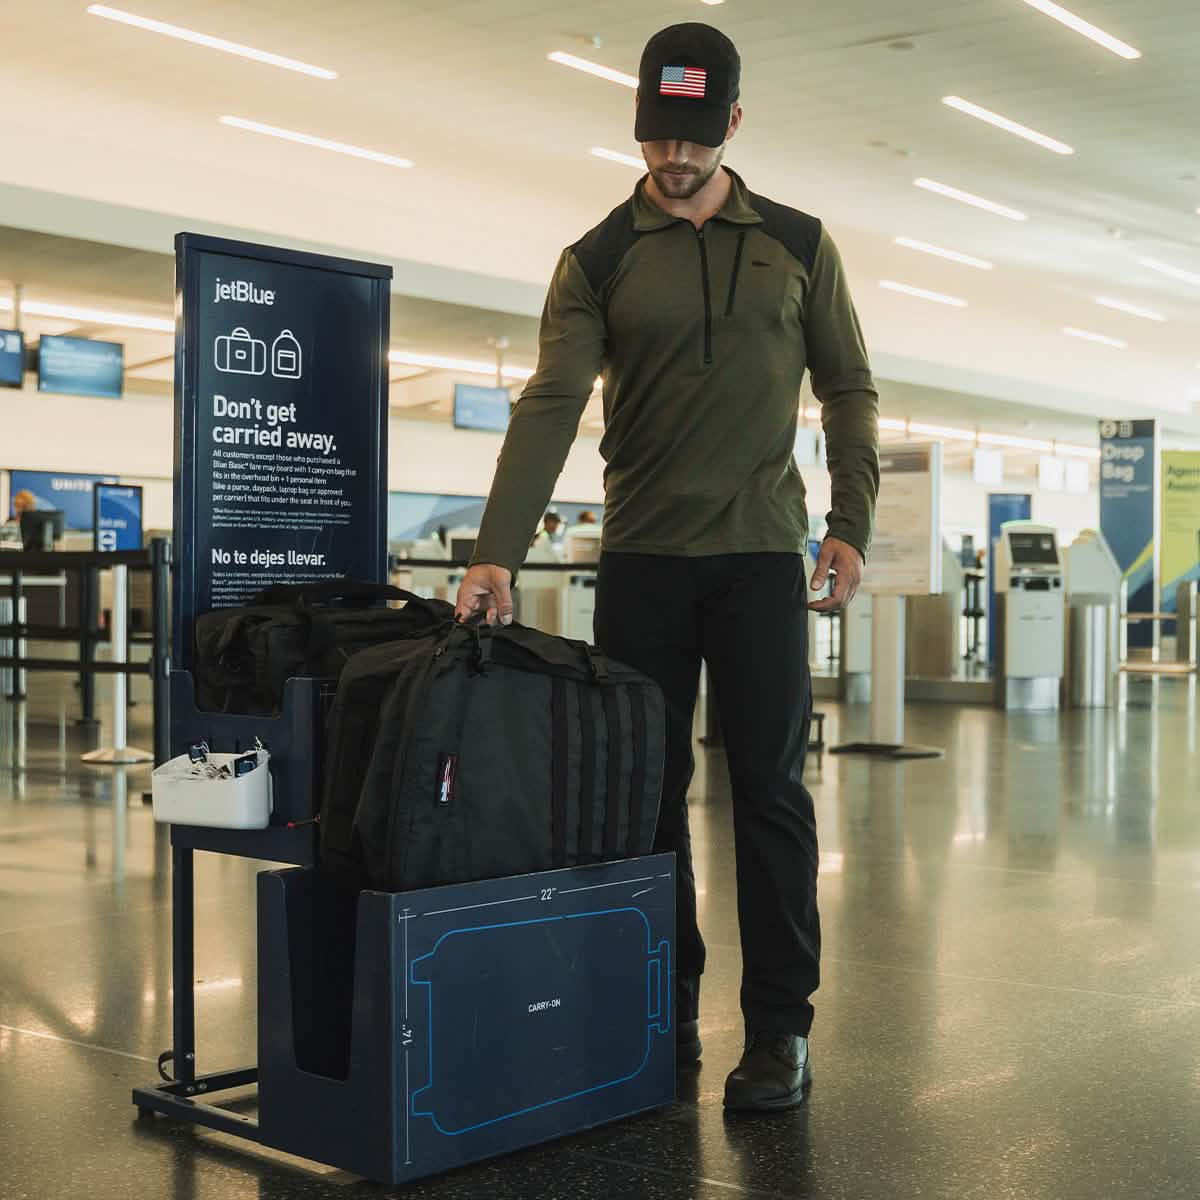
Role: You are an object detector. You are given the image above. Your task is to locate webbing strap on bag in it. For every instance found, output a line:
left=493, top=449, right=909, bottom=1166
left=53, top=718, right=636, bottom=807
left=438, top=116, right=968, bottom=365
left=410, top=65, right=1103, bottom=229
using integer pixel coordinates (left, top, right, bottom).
left=600, top=686, right=624, bottom=859
left=551, top=677, right=569, bottom=868
left=626, top=683, right=648, bottom=857
left=578, top=687, right=598, bottom=862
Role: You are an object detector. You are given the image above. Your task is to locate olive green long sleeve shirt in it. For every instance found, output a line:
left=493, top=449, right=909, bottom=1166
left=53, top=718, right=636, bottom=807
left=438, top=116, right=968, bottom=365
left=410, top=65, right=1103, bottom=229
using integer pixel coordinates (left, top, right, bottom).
left=472, top=169, right=880, bottom=576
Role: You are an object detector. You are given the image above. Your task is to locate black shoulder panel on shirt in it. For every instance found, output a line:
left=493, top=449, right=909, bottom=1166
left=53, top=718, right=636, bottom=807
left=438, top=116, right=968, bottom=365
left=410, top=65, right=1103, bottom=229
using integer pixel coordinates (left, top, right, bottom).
left=746, top=192, right=822, bottom=272
left=569, top=198, right=639, bottom=300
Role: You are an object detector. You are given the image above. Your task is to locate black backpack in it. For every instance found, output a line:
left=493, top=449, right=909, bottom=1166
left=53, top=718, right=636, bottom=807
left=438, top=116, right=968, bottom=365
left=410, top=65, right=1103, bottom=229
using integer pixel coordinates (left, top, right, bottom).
left=318, top=619, right=666, bottom=892
left=192, top=580, right=452, bottom=715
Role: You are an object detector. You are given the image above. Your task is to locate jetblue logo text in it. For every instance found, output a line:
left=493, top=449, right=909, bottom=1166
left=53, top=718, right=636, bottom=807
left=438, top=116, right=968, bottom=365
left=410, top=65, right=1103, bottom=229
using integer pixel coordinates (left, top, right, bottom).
left=214, top=278, right=276, bottom=306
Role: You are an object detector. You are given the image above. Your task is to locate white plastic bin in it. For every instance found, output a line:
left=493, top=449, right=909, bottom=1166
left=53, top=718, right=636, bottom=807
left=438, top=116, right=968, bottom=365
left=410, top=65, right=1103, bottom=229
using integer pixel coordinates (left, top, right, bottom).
left=152, top=750, right=273, bottom=829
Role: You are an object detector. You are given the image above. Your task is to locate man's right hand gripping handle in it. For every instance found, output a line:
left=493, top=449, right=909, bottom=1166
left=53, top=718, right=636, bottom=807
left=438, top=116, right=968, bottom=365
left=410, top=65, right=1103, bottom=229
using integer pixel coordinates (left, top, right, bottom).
left=455, top=564, right=515, bottom=626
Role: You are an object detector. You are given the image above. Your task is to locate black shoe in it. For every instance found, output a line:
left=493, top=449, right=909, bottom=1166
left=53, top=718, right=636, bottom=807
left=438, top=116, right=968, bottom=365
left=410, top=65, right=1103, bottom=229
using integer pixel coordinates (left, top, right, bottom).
left=723, top=1032, right=813, bottom=1112
left=677, top=1019, right=702, bottom=1066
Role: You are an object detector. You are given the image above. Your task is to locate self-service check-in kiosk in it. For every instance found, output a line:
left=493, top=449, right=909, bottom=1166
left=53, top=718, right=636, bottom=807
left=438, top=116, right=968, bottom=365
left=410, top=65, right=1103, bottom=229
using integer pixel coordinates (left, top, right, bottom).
left=994, top=522, right=1065, bottom=710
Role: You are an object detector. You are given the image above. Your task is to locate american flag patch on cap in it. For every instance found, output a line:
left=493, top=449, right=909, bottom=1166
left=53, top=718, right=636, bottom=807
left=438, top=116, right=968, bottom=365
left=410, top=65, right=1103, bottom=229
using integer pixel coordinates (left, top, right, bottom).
left=660, top=65, right=707, bottom=98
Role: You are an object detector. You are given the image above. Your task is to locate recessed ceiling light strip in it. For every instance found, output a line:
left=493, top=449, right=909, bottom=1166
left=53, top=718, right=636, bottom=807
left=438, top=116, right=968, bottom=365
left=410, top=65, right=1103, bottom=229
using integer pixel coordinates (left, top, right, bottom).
left=879, top=280, right=968, bottom=308
left=388, top=350, right=534, bottom=380
left=86, top=5, right=336, bottom=79
left=1094, top=296, right=1165, bottom=322
left=547, top=51, right=638, bottom=88
left=913, top=177, right=1027, bottom=221
left=0, top=295, right=174, bottom=332
left=941, top=96, right=1074, bottom=155
left=894, top=237, right=994, bottom=270
left=1063, top=326, right=1126, bottom=348
left=590, top=147, right=644, bottom=169
left=1018, top=0, right=1141, bottom=60
left=1137, top=257, right=1200, bottom=288
left=219, top=116, right=412, bottom=167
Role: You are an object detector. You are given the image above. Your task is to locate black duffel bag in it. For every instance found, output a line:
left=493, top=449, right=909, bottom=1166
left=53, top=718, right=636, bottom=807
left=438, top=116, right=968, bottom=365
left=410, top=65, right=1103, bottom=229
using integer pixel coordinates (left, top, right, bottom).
left=319, top=619, right=666, bottom=891
left=193, top=579, right=453, bottom=716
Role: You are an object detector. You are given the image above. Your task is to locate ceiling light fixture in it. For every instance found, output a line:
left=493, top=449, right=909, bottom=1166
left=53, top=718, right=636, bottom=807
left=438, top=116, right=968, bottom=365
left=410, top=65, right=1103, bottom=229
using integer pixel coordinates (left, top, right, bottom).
left=1063, top=326, right=1127, bottom=348
left=219, top=117, right=412, bottom=167
left=941, top=96, right=1074, bottom=155
left=977, top=431, right=1055, bottom=453
left=0, top=295, right=174, bottom=333
left=907, top=421, right=978, bottom=443
left=1094, top=296, right=1165, bottom=322
left=913, top=177, right=1027, bottom=221
left=86, top=5, right=337, bottom=78
left=879, top=280, right=968, bottom=308
left=590, top=147, right=644, bottom=169
left=894, top=236, right=994, bottom=270
left=1137, top=257, right=1200, bottom=288
left=388, top=350, right=535, bottom=380
left=547, top=51, right=637, bottom=89
left=1018, top=0, right=1141, bottom=60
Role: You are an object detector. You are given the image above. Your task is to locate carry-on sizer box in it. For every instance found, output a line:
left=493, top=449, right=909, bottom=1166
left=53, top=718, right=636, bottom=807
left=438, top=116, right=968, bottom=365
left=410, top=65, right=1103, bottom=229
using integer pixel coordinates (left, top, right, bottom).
left=255, top=854, right=677, bottom=1185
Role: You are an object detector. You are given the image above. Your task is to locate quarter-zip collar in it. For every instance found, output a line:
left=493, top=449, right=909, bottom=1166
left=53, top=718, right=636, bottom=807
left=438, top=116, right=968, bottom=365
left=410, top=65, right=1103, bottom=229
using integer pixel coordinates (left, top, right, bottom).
left=632, top=168, right=764, bottom=233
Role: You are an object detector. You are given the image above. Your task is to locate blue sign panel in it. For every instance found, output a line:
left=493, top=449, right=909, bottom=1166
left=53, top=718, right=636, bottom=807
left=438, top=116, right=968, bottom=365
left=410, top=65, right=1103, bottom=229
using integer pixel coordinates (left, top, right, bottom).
left=987, top=493, right=1032, bottom=665
left=0, top=329, right=24, bottom=388
left=94, top=483, right=143, bottom=552
left=173, top=234, right=391, bottom=666
left=37, top=335, right=123, bottom=399
left=8, top=469, right=117, bottom=530
left=453, top=384, right=510, bottom=433
left=257, top=854, right=676, bottom=1186
left=1100, top=419, right=1156, bottom=650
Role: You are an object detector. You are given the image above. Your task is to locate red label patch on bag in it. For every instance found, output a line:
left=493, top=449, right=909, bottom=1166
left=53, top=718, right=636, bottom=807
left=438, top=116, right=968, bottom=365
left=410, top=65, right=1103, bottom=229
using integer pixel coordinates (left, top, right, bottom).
left=437, top=754, right=457, bottom=806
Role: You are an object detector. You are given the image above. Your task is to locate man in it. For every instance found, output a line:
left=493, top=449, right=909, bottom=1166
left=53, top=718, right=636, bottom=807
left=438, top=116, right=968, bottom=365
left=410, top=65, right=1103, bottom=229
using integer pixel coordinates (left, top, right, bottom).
left=456, top=22, right=879, bottom=1112
left=532, top=510, right=563, bottom=547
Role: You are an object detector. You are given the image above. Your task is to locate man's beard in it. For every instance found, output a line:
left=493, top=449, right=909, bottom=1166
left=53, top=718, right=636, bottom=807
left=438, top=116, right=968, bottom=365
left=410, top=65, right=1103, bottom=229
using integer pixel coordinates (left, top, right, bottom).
left=649, top=148, right=724, bottom=200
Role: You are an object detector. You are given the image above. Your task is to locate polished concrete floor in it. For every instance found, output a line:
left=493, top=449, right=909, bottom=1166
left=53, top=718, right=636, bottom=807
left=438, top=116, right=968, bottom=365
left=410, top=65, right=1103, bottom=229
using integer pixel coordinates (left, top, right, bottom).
left=2, top=669, right=1199, bottom=1199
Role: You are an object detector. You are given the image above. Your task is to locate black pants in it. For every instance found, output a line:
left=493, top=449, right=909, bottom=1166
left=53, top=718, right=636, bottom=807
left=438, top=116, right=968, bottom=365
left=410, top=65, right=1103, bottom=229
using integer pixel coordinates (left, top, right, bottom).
left=593, top=552, right=820, bottom=1036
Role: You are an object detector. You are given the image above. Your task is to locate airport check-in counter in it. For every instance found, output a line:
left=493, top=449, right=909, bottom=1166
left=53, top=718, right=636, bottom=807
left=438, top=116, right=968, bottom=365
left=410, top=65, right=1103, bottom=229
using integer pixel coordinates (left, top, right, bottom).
left=1063, top=529, right=1121, bottom=707
left=993, top=523, right=1065, bottom=710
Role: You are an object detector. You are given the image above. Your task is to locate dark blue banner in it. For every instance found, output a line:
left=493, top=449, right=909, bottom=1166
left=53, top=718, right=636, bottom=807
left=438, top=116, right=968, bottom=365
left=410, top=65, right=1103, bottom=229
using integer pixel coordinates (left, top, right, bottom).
left=94, top=483, right=143, bottom=551
left=0, top=329, right=23, bottom=388
left=1099, top=419, right=1156, bottom=650
left=987, top=493, right=1032, bottom=665
left=173, top=234, right=391, bottom=666
left=8, top=469, right=117, bottom=530
left=37, top=335, right=123, bottom=399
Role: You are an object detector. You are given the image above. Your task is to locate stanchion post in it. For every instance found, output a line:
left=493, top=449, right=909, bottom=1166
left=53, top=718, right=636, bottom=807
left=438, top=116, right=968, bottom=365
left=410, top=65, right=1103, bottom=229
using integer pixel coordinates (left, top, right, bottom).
left=868, top=594, right=905, bottom=746
left=81, top=563, right=152, bottom=765
left=151, top=538, right=171, bottom=768
left=171, top=845, right=196, bottom=1089
left=77, top=564, right=99, bottom=726
left=7, top=571, right=26, bottom=701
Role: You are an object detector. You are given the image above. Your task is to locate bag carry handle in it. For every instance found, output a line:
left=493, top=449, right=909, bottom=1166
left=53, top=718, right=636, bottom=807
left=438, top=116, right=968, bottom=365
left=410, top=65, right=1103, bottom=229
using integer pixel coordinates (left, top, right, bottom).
left=249, top=578, right=453, bottom=621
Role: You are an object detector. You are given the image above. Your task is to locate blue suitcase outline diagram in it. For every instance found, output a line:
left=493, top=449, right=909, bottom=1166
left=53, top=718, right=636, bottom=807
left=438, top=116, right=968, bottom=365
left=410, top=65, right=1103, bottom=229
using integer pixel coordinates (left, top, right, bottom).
left=409, top=906, right=671, bottom=1137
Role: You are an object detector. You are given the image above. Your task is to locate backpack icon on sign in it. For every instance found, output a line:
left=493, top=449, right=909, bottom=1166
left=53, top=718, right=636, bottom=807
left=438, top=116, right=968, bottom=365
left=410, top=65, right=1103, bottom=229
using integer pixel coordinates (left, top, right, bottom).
left=271, top=330, right=302, bottom=379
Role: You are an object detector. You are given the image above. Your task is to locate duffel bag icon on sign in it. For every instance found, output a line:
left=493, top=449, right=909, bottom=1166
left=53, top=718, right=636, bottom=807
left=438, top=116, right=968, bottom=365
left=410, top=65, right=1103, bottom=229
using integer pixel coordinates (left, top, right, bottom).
left=214, top=327, right=267, bottom=375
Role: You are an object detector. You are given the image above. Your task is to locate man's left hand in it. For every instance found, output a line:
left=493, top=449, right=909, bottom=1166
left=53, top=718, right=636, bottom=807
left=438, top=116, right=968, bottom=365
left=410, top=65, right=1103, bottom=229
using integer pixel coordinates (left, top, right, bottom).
left=808, top=537, right=864, bottom=612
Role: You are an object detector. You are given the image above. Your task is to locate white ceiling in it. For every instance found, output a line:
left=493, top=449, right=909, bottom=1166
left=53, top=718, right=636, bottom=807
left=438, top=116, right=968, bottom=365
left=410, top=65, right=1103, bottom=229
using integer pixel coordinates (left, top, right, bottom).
left=2, top=0, right=1199, bottom=431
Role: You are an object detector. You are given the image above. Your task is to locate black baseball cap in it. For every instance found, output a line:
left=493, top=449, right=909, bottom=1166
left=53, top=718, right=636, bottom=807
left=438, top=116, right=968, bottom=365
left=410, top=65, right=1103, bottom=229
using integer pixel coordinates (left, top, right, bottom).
left=635, top=23, right=740, bottom=149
